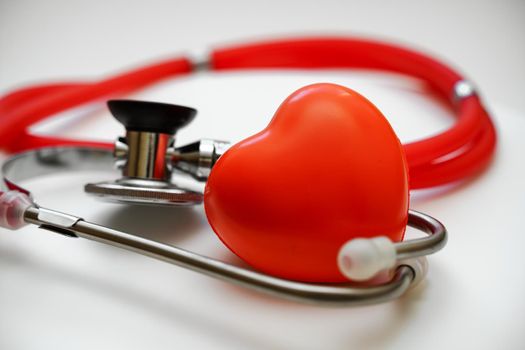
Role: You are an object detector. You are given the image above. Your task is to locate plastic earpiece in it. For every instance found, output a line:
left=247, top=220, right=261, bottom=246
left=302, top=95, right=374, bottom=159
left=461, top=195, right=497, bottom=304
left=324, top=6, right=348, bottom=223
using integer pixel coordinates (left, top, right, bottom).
left=337, top=236, right=396, bottom=281
left=0, top=191, right=34, bottom=230
left=400, top=257, right=429, bottom=288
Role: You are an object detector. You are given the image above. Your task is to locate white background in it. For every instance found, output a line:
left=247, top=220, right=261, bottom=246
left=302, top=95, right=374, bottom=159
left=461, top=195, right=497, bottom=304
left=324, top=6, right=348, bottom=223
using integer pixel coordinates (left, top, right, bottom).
left=1, top=1, right=524, bottom=349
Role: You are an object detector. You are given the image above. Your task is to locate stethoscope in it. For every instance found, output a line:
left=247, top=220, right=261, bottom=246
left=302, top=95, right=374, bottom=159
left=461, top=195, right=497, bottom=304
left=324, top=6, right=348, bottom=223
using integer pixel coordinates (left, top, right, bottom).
left=0, top=37, right=496, bottom=306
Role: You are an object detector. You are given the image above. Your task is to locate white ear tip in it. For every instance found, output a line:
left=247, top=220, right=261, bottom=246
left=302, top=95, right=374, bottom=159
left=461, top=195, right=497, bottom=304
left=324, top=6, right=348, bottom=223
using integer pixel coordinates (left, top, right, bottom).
left=0, top=190, right=33, bottom=230
left=399, top=257, right=428, bottom=288
left=337, top=236, right=396, bottom=281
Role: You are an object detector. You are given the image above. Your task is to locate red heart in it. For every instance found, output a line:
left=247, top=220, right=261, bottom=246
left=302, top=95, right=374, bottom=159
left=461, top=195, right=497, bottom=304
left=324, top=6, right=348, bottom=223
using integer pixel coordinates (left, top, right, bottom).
left=204, top=83, right=409, bottom=282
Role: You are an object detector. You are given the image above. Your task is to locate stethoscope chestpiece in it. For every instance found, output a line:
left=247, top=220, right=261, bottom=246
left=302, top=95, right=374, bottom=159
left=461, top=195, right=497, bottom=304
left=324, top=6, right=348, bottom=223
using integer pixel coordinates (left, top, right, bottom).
left=84, top=100, right=229, bottom=206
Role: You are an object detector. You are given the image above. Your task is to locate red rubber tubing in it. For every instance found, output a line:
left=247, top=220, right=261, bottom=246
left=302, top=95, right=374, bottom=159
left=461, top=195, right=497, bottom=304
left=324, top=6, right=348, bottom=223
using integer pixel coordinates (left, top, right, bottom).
left=0, top=58, right=193, bottom=151
left=0, top=37, right=496, bottom=190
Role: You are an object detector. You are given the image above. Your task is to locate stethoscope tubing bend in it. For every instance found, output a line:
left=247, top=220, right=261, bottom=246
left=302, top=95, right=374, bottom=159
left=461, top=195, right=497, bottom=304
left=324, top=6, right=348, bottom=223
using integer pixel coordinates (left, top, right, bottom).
left=22, top=205, right=444, bottom=306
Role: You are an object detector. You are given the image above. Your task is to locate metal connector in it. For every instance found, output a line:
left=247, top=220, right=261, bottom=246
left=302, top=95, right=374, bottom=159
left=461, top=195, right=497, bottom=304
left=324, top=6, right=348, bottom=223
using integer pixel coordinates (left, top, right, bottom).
left=170, top=139, right=231, bottom=180
left=452, top=80, right=477, bottom=105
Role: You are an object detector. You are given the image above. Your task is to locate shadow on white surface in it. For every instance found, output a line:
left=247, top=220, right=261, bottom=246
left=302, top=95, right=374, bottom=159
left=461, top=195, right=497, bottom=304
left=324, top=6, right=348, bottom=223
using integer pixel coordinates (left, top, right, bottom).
left=95, top=204, right=205, bottom=244
left=0, top=240, right=444, bottom=350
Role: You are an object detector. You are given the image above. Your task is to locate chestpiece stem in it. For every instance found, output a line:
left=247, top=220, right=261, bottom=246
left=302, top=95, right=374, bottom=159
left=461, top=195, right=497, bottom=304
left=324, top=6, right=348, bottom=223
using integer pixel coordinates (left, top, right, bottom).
left=124, top=131, right=173, bottom=181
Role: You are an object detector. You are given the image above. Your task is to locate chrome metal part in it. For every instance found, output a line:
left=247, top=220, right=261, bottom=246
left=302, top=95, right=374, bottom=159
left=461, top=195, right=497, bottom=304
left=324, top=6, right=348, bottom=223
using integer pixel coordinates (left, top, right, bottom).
left=115, top=138, right=231, bottom=180
left=34, top=207, right=83, bottom=237
left=23, top=206, right=441, bottom=306
left=103, top=99, right=201, bottom=202
left=85, top=178, right=203, bottom=206
left=395, top=210, right=447, bottom=260
left=453, top=80, right=476, bottom=104
left=170, top=139, right=231, bottom=180
left=37, top=207, right=82, bottom=229
left=114, top=137, right=128, bottom=161
left=191, top=58, right=211, bottom=71
left=124, top=131, right=173, bottom=180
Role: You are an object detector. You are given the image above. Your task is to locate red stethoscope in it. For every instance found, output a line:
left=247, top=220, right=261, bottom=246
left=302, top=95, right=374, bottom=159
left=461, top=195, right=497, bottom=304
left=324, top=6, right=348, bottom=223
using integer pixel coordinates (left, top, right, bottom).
left=0, top=37, right=496, bottom=306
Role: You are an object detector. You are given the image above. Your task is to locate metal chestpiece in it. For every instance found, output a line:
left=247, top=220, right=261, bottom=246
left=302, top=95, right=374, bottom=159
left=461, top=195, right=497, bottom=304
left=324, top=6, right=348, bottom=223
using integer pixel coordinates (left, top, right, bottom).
left=84, top=100, right=229, bottom=206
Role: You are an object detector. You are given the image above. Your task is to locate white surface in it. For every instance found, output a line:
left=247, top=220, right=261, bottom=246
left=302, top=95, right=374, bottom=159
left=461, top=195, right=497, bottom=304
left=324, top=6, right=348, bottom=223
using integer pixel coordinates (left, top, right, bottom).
left=1, top=1, right=525, bottom=349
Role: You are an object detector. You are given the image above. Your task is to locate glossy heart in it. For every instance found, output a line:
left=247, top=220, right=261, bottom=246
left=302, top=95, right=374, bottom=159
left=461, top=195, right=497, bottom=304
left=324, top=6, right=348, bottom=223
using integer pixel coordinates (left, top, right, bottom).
left=204, top=83, right=408, bottom=282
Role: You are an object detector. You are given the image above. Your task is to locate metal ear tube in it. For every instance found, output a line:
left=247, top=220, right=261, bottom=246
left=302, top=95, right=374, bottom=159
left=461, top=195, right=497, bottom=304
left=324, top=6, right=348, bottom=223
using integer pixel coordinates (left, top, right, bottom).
left=1, top=192, right=443, bottom=306
left=0, top=140, right=446, bottom=306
